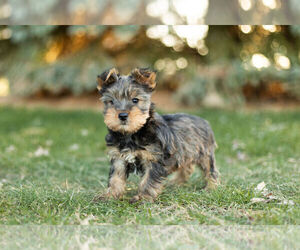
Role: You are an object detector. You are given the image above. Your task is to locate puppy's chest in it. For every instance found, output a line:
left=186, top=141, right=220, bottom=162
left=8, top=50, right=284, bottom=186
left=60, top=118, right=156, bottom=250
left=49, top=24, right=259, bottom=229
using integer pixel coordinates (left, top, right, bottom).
left=105, top=132, right=158, bottom=164
left=107, top=146, right=158, bottom=165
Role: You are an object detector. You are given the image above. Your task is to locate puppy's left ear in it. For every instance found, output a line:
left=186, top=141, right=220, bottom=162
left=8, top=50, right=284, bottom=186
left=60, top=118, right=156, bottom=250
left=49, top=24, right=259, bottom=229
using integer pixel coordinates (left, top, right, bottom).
left=131, top=68, right=157, bottom=90
left=97, top=68, right=119, bottom=92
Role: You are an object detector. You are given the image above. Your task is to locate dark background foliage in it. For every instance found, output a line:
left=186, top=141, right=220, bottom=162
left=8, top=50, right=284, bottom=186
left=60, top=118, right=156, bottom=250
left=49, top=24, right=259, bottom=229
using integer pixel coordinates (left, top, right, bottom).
left=1, top=25, right=300, bottom=107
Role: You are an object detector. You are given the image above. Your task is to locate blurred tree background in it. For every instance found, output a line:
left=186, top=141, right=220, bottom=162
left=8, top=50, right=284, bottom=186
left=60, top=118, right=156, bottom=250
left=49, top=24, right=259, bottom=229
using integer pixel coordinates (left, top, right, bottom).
left=2, top=0, right=300, bottom=24
left=1, top=25, right=300, bottom=107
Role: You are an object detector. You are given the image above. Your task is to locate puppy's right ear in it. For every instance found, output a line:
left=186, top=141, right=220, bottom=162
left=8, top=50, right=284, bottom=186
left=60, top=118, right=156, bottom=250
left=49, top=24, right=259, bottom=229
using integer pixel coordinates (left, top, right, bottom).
left=131, top=68, right=157, bottom=90
left=97, top=68, right=119, bottom=92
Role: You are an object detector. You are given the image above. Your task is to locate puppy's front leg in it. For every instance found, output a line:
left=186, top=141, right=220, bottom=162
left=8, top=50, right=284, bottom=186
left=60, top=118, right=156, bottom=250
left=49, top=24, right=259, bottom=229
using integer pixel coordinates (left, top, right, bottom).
left=94, top=158, right=127, bottom=201
left=130, top=162, right=168, bottom=203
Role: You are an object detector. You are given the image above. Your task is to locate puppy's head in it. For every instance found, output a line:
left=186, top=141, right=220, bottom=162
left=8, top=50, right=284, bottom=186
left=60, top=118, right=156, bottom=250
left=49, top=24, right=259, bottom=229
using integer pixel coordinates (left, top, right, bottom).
left=97, top=67, right=156, bottom=134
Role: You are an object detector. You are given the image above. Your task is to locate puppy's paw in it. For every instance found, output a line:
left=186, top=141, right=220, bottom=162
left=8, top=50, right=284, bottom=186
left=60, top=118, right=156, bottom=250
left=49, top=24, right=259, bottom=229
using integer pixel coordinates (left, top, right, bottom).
left=93, top=190, right=123, bottom=202
left=129, top=195, right=141, bottom=204
left=129, top=194, right=154, bottom=204
left=205, top=179, right=220, bottom=191
left=92, top=193, right=110, bottom=202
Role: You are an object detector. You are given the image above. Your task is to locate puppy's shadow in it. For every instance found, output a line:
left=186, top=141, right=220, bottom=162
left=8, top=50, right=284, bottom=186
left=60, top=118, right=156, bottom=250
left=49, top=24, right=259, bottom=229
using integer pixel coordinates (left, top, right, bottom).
left=118, top=171, right=207, bottom=204
left=164, top=171, right=207, bottom=194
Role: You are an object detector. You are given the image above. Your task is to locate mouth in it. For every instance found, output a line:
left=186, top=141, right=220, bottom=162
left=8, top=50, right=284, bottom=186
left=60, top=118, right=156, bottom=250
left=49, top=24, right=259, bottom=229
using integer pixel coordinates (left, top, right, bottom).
left=120, top=120, right=128, bottom=125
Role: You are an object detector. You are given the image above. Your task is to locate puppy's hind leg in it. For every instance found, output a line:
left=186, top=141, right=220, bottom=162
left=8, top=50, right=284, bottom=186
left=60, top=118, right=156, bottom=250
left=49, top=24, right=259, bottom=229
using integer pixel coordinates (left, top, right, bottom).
left=198, top=153, right=220, bottom=190
left=171, top=164, right=195, bottom=185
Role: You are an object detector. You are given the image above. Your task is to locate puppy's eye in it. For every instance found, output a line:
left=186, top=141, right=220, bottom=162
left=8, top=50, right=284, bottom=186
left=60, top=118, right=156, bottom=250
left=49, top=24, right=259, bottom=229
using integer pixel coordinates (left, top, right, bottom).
left=108, top=100, right=114, bottom=105
left=132, top=98, right=139, bottom=104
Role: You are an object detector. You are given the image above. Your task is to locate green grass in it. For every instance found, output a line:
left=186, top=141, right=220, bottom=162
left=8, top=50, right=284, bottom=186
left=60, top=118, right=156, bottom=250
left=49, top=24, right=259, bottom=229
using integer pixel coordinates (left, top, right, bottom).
left=0, top=106, right=299, bottom=225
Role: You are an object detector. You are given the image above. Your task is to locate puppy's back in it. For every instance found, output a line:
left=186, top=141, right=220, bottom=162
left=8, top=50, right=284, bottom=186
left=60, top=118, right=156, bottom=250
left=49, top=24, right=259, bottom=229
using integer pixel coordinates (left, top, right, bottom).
left=162, top=113, right=216, bottom=151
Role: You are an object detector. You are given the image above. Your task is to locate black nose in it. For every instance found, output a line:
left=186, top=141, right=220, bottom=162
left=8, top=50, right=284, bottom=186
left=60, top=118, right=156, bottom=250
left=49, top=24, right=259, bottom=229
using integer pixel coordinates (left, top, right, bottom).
left=118, top=113, right=128, bottom=121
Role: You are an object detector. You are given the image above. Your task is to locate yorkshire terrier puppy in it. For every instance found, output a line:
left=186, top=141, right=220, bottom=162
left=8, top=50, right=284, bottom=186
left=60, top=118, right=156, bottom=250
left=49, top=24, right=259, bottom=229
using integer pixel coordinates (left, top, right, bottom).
left=94, top=68, right=219, bottom=203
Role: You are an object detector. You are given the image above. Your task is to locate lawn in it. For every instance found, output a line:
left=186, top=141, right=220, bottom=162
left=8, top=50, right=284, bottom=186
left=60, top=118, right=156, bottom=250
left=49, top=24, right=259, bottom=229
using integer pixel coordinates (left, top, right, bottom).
left=0, top=106, right=299, bottom=225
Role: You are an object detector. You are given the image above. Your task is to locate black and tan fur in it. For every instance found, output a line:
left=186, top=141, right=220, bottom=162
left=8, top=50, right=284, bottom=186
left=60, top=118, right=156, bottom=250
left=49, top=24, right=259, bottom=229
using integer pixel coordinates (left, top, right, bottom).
left=94, top=67, right=219, bottom=203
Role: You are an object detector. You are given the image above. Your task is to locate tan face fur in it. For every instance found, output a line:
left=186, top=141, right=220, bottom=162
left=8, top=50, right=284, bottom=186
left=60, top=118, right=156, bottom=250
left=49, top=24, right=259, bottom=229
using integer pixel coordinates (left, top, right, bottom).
left=104, top=106, right=150, bottom=133
left=98, top=68, right=156, bottom=134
